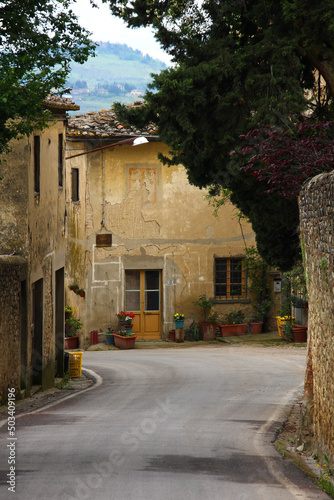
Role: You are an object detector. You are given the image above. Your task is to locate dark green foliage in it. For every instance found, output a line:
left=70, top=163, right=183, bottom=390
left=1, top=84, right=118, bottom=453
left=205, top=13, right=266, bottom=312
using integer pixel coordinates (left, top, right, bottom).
left=193, top=294, right=214, bottom=322
left=108, top=0, right=334, bottom=270
left=227, top=170, right=301, bottom=271
left=0, top=0, right=96, bottom=157
left=220, top=310, right=246, bottom=325
left=282, top=321, right=294, bottom=341
left=113, top=102, right=156, bottom=130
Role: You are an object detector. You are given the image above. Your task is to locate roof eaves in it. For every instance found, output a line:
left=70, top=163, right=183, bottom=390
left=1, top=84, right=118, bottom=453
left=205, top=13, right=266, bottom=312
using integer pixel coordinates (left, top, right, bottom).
left=43, top=95, right=80, bottom=111
left=66, top=102, right=157, bottom=140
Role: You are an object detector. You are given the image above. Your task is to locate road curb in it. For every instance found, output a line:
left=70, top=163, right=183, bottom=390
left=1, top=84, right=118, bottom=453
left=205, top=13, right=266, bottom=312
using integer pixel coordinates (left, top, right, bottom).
left=81, top=367, right=103, bottom=388
left=0, top=368, right=102, bottom=425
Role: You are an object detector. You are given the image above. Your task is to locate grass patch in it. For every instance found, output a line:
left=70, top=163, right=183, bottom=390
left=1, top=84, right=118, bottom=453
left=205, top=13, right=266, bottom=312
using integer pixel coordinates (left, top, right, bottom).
left=55, top=374, right=72, bottom=390
left=316, top=455, right=334, bottom=498
left=319, top=479, right=334, bottom=497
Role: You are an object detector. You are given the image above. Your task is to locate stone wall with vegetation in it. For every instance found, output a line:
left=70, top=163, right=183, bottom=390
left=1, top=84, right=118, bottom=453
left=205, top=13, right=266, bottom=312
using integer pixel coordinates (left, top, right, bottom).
left=299, top=171, right=334, bottom=460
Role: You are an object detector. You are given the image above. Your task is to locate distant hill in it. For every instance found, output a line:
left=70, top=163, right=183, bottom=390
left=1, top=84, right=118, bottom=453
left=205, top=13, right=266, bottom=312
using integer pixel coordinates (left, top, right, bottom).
left=66, top=42, right=167, bottom=114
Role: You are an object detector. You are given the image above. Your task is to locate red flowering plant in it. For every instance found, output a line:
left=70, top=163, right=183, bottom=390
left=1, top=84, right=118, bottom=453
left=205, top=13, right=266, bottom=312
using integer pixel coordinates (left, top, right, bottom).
left=116, top=311, right=127, bottom=321
left=124, top=312, right=135, bottom=325
left=229, top=121, right=334, bottom=199
left=116, top=311, right=135, bottom=324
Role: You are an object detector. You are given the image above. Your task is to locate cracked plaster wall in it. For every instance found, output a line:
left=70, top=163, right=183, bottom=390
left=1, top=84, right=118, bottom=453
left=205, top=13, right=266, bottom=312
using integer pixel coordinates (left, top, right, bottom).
left=65, top=140, right=256, bottom=343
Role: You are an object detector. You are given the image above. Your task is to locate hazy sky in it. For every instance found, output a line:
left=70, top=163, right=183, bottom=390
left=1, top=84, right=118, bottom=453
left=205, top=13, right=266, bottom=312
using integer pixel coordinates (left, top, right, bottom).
left=72, top=0, right=171, bottom=64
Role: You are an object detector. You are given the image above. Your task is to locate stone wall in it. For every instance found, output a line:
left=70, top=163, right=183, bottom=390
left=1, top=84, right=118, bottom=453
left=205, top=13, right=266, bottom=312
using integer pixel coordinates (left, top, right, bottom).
left=0, top=257, right=27, bottom=404
left=299, top=171, right=334, bottom=460
left=0, top=138, right=28, bottom=256
left=1, top=116, right=67, bottom=399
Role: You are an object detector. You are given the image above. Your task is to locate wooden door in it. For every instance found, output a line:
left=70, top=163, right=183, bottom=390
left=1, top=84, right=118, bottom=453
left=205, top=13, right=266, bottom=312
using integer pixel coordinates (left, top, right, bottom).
left=125, top=270, right=161, bottom=340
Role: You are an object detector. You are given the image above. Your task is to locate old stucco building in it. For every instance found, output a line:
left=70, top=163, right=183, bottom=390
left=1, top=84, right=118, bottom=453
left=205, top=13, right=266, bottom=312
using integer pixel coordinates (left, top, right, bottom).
left=0, top=96, right=79, bottom=403
left=65, top=106, right=259, bottom=346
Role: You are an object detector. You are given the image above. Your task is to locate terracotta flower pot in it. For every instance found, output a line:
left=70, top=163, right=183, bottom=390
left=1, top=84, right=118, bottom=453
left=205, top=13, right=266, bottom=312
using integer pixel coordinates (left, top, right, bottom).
left=199, top=322, right=216, bottom=340
left=113, top=333, right=136, bottom=349
left=219, top=324, right=247, bottom=336
left=169, top=330, right=176, bottom=341
left=249, top=321, right=264, bottom=334
left=292, top=325, right=307, bottom=343
left=64, top=336, right=78, bottom=350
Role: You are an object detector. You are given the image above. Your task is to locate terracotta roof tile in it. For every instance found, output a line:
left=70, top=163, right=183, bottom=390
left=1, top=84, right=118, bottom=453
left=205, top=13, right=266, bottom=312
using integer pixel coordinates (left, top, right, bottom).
left=43, top=95, right=80, bottom=111
left=67, top=102, right=158, bottom=140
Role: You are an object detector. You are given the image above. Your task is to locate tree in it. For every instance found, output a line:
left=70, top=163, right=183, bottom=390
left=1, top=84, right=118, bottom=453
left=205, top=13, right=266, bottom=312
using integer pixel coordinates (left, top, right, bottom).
left=107, top=0, right=334, bottom=270
left=230, top=121, right=334, bottom=199
left=0, top=0, right=96, bottom=157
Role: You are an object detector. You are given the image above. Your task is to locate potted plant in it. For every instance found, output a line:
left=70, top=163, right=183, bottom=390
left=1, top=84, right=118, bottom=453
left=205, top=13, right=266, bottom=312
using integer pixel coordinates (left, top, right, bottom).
left=69, top=283, right=79, bottom=293
left=276, top=315, right=296, bottom=336
left=193, top=294, right=216, bottom=340
left=65, top=305, right=73, bottom=320
left=124, top=312, right=135, bottom=333
left=291, top=324, right=308, bottom=343
left=282, top=320, right=307, bottom=343
left=244, top=246, right=271, bottom=332
left=201, top=312, right=218, bottom=340
left=247, top=302, right=269, bottom=334
left=65, top=312, right=83, bottom=349
left=219, top=310, right=247, bottom=336
left=113, top=329, right=136, bottom=349
left=116, top=311, right=127, bottom=326
left=105, top=326, right=115, bottom=345
left=76, top=288, right=85, bottom=298
left=174, top=313, right=185, bottom=328
left=248, top=313, right=264, bottom=334
left=184, top=318, right=200, bottom=341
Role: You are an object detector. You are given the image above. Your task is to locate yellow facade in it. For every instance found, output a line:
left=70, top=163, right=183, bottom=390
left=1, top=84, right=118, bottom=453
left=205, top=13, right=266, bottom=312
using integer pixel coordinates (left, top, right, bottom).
left=65, top=138, right=257, bottom=345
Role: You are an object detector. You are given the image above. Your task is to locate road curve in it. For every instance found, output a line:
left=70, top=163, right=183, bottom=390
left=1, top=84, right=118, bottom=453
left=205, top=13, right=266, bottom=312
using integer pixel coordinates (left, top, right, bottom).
left=0, top=346, right=328, bottom=499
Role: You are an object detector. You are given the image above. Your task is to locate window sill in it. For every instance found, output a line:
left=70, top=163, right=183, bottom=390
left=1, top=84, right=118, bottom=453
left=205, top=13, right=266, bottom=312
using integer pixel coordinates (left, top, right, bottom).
left=211, top=298, right=250, bottom=304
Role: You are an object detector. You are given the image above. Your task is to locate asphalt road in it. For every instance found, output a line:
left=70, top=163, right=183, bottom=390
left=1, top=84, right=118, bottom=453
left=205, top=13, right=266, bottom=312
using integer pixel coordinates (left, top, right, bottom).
left=0, top=345, right=329, bottom=500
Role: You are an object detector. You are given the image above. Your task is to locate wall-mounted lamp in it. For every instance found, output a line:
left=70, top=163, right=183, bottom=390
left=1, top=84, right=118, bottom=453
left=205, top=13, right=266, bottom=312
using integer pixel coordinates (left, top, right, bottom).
left=66, top=136, right=149, bottom=159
